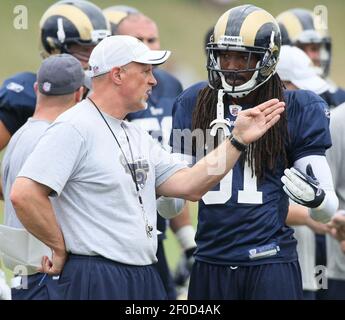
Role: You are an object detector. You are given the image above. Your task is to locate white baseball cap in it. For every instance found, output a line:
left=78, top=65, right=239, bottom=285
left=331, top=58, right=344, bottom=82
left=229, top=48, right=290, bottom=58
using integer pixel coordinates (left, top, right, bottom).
left=88, top=35, right=171, bottom=77
left=277, top=45, right=330, bottom=95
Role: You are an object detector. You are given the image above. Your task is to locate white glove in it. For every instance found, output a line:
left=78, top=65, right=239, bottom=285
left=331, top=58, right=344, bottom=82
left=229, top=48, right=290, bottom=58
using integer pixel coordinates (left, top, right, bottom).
left=281, top=164, right=325, bottom=208
left=156, top=196, right=185, bottom=219
left=0, top=270, right=11, bottom=300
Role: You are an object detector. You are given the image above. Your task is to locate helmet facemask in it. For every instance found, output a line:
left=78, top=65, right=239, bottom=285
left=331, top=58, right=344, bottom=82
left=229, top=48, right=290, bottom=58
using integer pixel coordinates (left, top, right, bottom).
left=205, top=4, right=281, bottom=139
left=207, top=31, right=280, bottom=98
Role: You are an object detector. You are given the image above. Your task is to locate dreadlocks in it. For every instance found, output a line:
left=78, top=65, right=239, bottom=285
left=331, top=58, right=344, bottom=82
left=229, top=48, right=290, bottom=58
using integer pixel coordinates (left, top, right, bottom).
left=192, top=73, right=288, bottom=180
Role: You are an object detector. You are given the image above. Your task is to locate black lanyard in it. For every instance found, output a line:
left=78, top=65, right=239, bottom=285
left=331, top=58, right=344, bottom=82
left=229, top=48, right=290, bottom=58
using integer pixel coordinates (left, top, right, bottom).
left=88, top=97, right=153, bottom=238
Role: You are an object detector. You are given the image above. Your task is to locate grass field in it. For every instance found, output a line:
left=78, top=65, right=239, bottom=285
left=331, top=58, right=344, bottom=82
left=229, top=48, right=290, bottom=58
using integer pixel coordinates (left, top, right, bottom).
left=1, top=0, right=345, bottom=279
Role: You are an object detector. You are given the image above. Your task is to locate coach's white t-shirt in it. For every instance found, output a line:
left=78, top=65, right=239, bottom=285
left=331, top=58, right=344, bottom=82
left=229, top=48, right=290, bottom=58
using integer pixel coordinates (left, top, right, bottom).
left=19, top=99, right=186, bottom=266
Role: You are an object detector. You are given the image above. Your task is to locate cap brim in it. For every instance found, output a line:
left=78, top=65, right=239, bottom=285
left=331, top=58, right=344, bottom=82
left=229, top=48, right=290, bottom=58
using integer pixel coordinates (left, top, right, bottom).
left=293, top=76, right=331, bottom=95
left=133, top=50, right=171, bottom=65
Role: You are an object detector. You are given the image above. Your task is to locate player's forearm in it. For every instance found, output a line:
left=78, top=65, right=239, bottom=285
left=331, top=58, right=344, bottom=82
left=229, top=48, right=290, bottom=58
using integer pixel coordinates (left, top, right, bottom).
left=286, top=204, right=309, bottom=226
left=10, top=178, right=65, bottom=254
left=286, top=204, right=330, bottom=234
left=170, top=204, right=191, bottom=232
left=309, top=190, right=339, bottom=223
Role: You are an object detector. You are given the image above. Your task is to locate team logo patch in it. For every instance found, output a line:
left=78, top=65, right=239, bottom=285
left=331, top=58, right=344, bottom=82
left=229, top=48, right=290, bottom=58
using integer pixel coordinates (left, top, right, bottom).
left=229, top=105, right=242, bottom=117
left=42, top=82, right=51, bottom=92
left=324, top=108, right=330, bottom=119
left=120, top=155, right=150, bottom=189
left=6, top=82, right=24, bottom=93
left=92, top=66, right=99, bottom=74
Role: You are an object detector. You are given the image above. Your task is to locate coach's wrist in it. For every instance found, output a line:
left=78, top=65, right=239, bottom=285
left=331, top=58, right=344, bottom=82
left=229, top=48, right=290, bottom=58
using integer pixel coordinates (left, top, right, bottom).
left=228, top=132, right=248, bottom=152
left=230, top=127, right=249, bottom=144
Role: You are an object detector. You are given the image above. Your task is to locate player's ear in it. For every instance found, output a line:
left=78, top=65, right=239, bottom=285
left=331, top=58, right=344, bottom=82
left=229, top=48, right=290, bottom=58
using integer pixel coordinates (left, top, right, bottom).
left=33, top=82, right=38, bottom=94
left=74, top=87, right=84, bottom=102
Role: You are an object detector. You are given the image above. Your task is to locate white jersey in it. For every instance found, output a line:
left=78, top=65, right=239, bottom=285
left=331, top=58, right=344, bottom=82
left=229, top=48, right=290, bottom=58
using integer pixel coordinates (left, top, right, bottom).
left=18, top=99, right=186, bottom=266
left=2, top=118, right=51, bottom=228
left=326, top=103, right=345, bottom=280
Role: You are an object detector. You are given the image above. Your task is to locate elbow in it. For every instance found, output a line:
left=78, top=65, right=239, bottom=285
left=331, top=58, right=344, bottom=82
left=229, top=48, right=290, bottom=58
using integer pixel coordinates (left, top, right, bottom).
left=186, top=193, right=203, bottom=202
left=10, top=180, right=31, bottom=212
left=183, top=188, right=205, bottom=202
left=10, top=190, right=24, bottom=212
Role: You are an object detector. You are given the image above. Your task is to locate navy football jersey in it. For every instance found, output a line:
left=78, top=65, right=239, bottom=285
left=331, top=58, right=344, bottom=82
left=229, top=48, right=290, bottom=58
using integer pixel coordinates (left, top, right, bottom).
left=0, top=72, right=36, bottom=135
left=321, top=87, right=345, bottom=109
left=127, top=68, right=183, bottom=239
left=170, top=83, right=331, bottom=266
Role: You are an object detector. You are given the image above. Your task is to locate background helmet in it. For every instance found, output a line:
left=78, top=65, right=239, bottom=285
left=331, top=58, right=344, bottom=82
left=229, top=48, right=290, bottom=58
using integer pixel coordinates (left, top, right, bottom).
left=40, top=0, right=110, bottom=57
left=276, top=8, right=331, bottom=77
left=207, top=5, right=281, bottom=98
left=103, top=5, right=140, bottom=35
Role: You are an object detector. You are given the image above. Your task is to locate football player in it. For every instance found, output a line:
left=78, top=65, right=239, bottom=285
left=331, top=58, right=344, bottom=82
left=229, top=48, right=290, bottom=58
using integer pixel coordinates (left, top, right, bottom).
left=170, top=5, right=338, bottom=299
left=276, top=8, right=345, bottom=108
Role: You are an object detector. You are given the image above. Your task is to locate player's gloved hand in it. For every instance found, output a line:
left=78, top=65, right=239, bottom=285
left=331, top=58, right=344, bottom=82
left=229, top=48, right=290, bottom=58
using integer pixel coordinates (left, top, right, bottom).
left=281, top=164, right=325, bottom=208
left=174, top=247, right=196, bottom=287
left=0, top=270, right=11, bottom=300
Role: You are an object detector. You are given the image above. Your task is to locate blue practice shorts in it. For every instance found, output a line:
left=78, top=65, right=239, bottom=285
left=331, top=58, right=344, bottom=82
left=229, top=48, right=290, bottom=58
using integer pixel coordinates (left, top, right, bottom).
left=323, top=279, right=345, bottom=300
left=188, top=260, right=303, bottom=300
left=315, top=234, right=328, bottom=300
left=303, top=290, right=316, bottom=300
left=154, top=240, right=177, bottom=300
left=59, top=254, right=167, bottom=300
left=12, top=273, right=61, bottom=300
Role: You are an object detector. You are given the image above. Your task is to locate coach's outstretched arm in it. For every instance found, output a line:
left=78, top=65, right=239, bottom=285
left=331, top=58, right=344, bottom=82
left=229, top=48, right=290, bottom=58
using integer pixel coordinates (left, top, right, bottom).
left=157, top=99, right=285, bottom=201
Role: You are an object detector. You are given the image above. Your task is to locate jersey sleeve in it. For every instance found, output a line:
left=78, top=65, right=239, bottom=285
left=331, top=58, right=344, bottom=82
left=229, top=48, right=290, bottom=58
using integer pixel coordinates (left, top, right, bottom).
left=0, top=72, right=36, bottom=134
left=286, top=90, right=332, bottom=163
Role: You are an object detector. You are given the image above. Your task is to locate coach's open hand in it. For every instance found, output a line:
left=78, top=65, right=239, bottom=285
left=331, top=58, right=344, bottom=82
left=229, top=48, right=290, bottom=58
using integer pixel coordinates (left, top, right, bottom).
left=232, top=99, right=285, bottom=145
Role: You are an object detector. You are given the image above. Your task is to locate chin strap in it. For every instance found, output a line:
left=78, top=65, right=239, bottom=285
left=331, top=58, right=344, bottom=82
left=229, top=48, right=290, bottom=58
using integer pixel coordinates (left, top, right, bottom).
left=210, top=89, right=231, bottom=138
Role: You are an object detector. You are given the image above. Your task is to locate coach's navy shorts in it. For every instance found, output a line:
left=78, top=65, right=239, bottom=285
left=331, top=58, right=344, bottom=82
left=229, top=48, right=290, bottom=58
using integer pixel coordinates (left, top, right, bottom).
left=154, top=240, right=177, bottom=300
left=12, top=273, right=61, bottom=300
left=58, top=254, right=167, bottom=300
left=188, top=260, right=303, bottom=300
